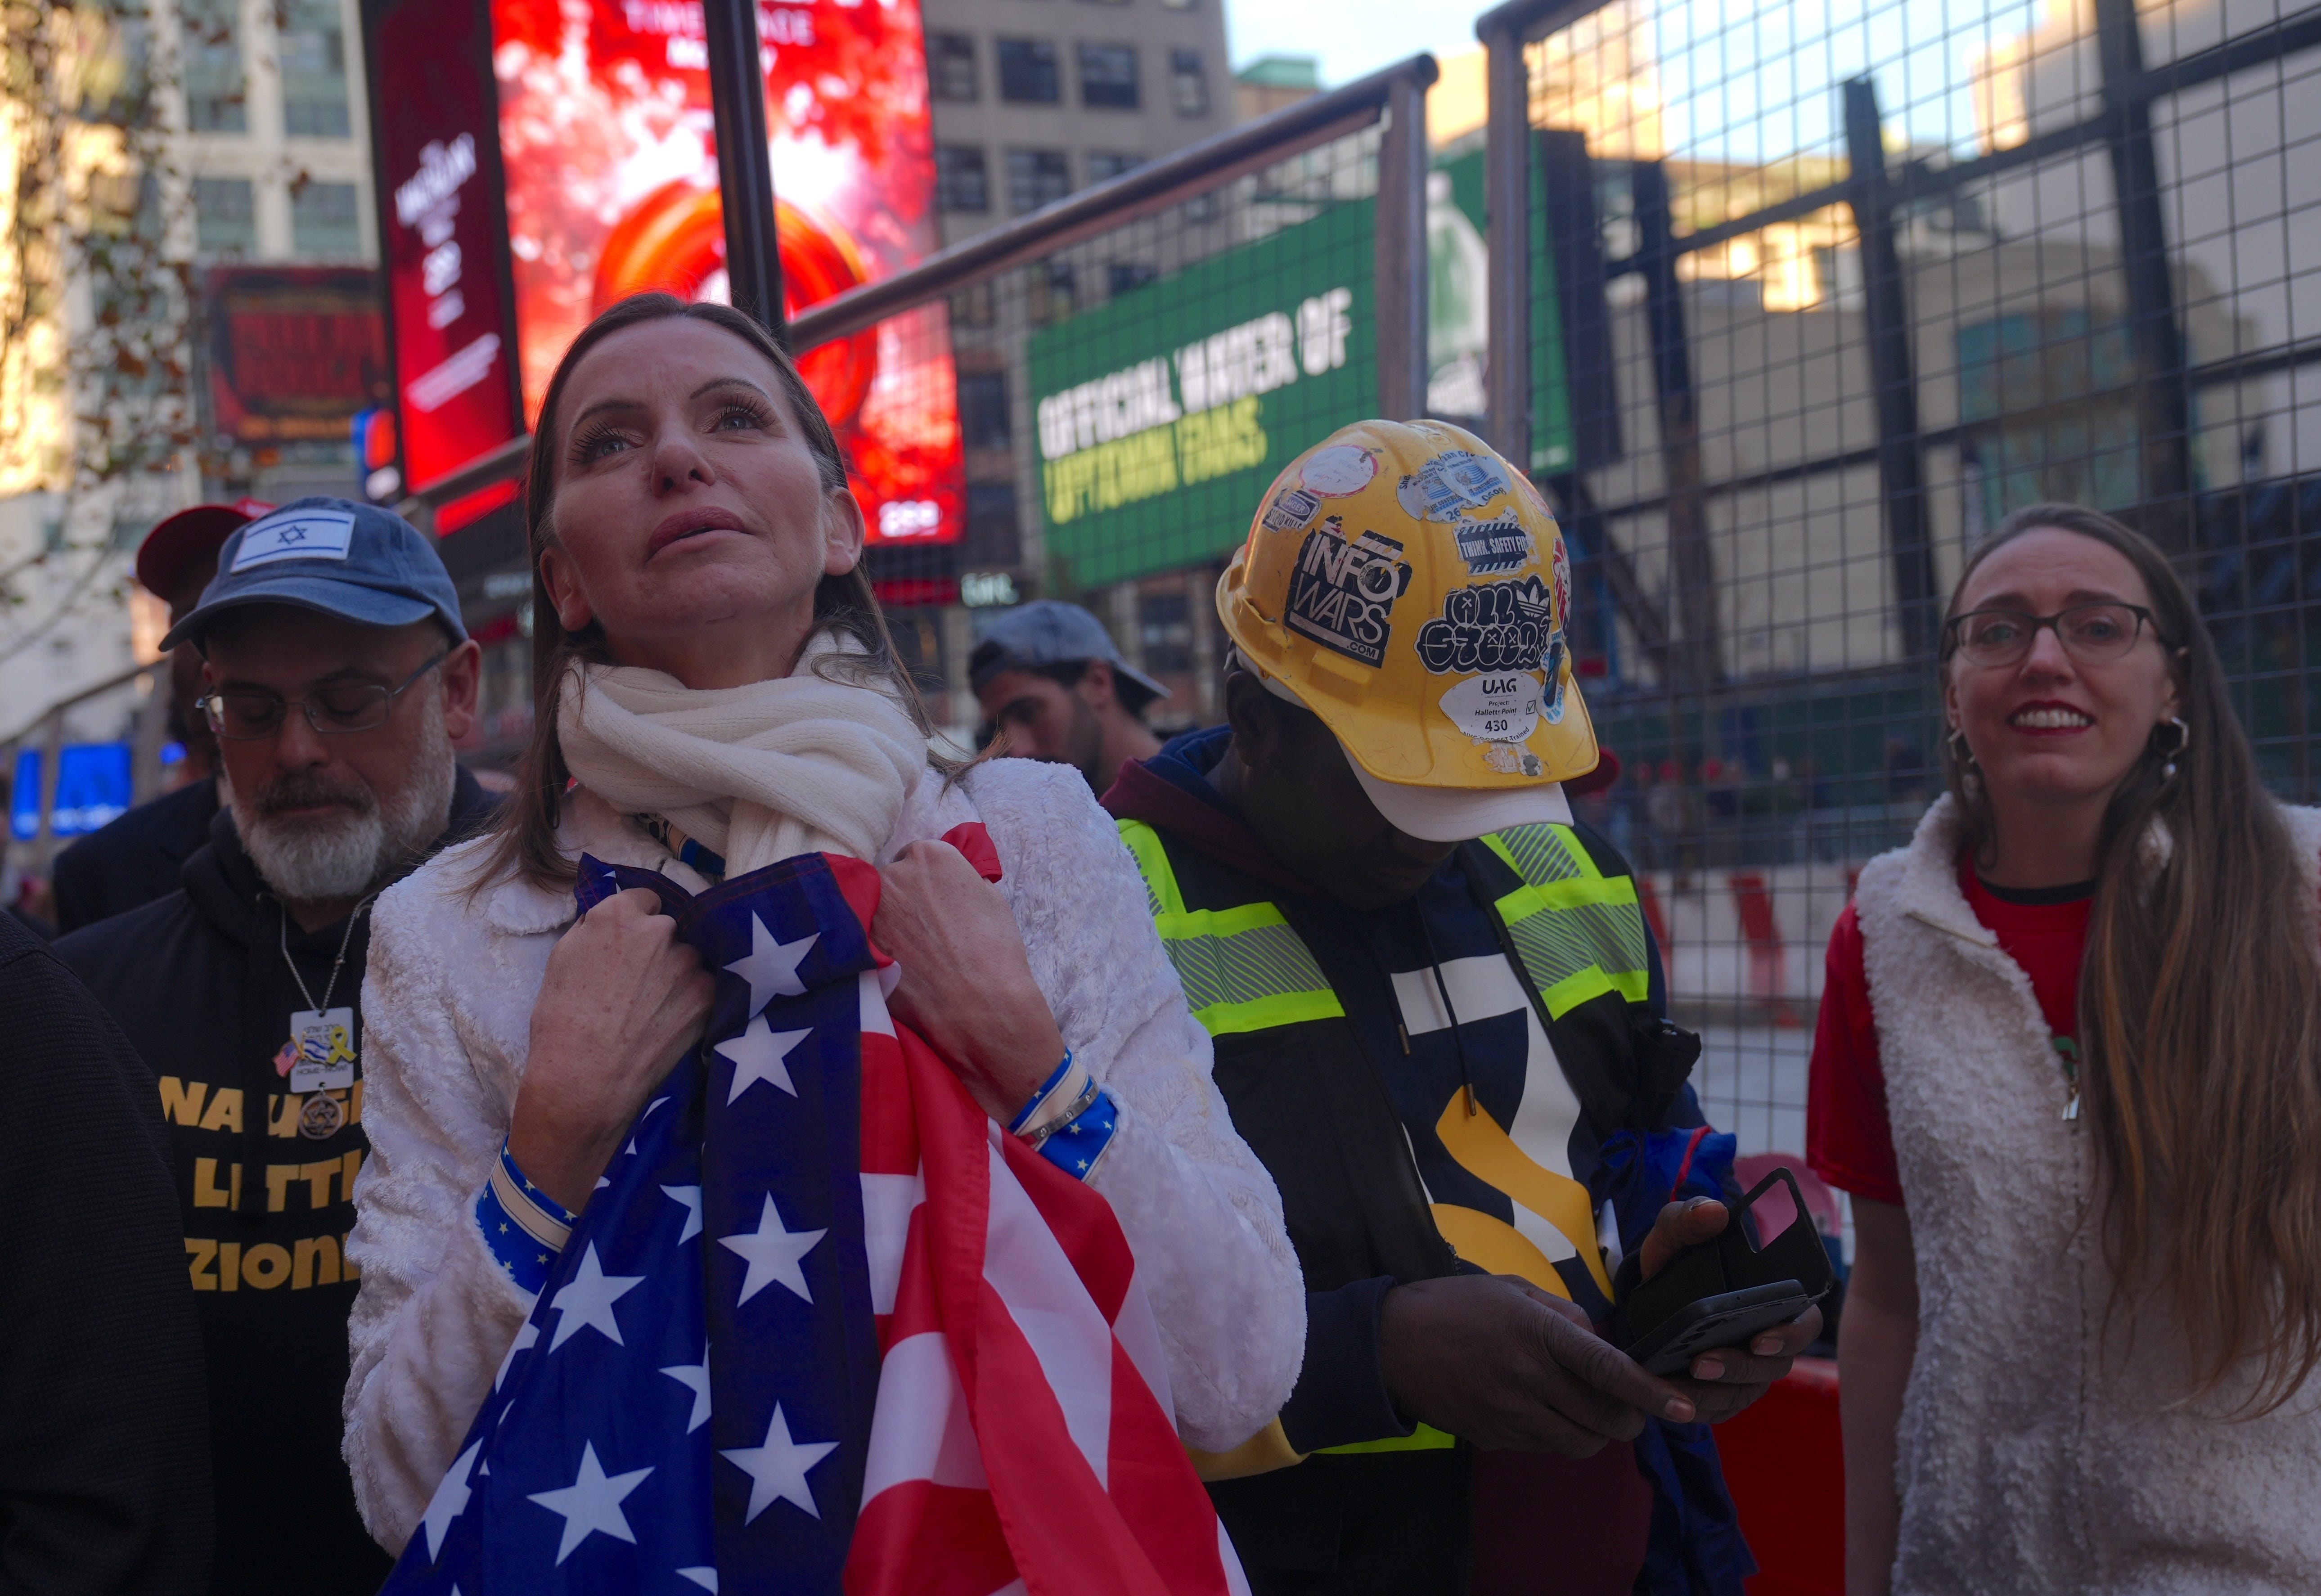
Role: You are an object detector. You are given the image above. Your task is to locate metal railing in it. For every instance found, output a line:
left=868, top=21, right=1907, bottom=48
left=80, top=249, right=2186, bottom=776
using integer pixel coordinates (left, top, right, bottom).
left=396, top=52, right=1442, bottom=533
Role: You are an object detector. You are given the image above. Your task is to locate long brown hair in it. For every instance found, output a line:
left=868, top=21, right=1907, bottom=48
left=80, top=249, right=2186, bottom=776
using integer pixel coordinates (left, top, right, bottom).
left=478, top=293, right=949, bottom=890
left=1940, top=503, right=2321, bottom=1412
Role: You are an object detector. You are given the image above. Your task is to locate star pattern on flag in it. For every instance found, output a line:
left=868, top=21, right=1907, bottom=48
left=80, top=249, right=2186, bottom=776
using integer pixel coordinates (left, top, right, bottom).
left=676, top=1569, right=717, bottom=1592
left=718, top=1403, right=837, bottom=1524
left=716, top=1016, right=811, bottom=1102
left=548, top=1244, right=644, bottom=1352
left=719, top=1194, right=826, bottom=1306
left=660, top=1349, right=712, bottom=1434
left=493, top=1320, right=539, bottom=1390
left=525, top=1441, right=653, bottom=1565
left=417, top=1440, right=481, bottom=1561
left=661, top=1183, right=703, bottom=1244
left=724, top=916, right=818, bottom=1016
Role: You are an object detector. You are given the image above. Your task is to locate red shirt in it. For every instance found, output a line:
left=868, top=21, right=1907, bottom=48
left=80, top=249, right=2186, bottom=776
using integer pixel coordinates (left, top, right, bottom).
left=1806, top=860, right=2092, bottom=1207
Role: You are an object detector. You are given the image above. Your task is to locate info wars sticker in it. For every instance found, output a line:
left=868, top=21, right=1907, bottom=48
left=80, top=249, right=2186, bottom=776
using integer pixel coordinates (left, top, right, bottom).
left=1440, top=671, right=1545, bottom=745
left=1284, top=517, right=1414, bottom=667
left=1300, top=445, right=1378, bottom=498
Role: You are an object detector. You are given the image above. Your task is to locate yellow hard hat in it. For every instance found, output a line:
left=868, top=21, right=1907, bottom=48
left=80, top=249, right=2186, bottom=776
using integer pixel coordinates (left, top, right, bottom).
left=1216, top=418, right=1597, bottom=841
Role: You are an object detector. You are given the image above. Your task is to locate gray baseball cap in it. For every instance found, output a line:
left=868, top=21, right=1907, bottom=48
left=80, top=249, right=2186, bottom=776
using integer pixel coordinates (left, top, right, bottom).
left=968, top=599, right=1168, bottom=705
left=162, top=496, right=467, bottom=651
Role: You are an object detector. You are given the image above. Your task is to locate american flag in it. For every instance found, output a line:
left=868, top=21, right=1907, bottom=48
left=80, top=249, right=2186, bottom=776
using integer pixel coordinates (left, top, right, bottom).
left=383, top=835, right=1249, bottom=1596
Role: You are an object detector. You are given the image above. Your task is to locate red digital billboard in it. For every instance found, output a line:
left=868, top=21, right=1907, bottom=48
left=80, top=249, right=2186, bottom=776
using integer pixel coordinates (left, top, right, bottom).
left=489, top=0, right=963, bottom=545
left=366, top=0, right=527, bottom=499
left=203, top=265, right=390, bottom=447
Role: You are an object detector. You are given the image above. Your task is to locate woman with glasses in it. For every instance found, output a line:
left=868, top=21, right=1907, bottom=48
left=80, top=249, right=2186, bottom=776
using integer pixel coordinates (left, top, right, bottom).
left=338, top=296, right=1303, bottom=1576
left=1808, top=503, right=2321, bottom=1593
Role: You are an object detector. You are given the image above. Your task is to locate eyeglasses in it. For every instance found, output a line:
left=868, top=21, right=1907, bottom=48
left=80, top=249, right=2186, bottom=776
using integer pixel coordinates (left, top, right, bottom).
left=1944, top=604, right=2165, bottom=669
left=200, top=652, right=448, bottom=741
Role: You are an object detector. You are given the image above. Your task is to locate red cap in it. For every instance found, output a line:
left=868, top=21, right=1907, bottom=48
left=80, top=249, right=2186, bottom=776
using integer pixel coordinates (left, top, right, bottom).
left=135, top=499, right=274, bottom=603
left=1564, top=746, right=1624, bottom=798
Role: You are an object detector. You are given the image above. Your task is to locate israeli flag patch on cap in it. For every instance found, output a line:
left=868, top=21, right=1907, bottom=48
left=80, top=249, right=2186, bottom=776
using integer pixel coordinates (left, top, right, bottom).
left=231, top=508, right=357, bottom=570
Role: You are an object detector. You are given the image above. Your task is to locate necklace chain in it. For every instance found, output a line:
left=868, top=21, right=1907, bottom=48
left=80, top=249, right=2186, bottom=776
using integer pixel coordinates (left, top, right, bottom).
left=279, top=890, right=380, bottom=1016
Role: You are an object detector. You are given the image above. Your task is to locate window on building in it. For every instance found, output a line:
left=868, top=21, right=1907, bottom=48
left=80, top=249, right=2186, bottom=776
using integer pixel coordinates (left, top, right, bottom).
left=964, top=484, right=1021, bottom=567
left=181, top=0, right=245, bottom=132
left=951, top=280, right=996, bottom=328
left=1078, top=43, right=1138, bottom=109
left=936, top=146, right=990, bottom=213
left=1107, top=262, right=1156, bottom=297
left=193, top=176, right=255, bottom=254
left=279, top=0, right=351, bottom=138
left=996, top=38, right=1061, bottom=103
left=1139, top=589, right=1192, bottom=676
left=1086, top=151, right=1142, bottom=184
left=1036, top=261, right=1076, bottom=324
left=958, top=372, right=1010, bottom=450
left=292, top=180, right=361, bottom=256
left=77, top=5, right=150, bottom=124
left=1007, top=148, right=1071, bottom=214
left=1169, top=48, right=1208, bottom=116
left=929, top=33, right=978, bottom=102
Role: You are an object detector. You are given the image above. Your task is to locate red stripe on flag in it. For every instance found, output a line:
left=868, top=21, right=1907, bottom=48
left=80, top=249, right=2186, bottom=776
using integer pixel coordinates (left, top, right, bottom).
left=848, top=1481, right=1017, bottom=1596
left=997, top=1130, right=1136, bottom=1325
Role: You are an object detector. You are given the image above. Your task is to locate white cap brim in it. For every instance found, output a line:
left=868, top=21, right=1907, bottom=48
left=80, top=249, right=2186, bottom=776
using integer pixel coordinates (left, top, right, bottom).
left=1345, top=757, right=1572, bottom=842
left=1244, top=650, right=1572, bottom=842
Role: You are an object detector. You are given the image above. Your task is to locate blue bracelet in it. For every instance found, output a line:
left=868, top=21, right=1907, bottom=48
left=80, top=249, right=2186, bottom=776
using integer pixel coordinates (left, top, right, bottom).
left=476, top=1139, right=581, bottom=1295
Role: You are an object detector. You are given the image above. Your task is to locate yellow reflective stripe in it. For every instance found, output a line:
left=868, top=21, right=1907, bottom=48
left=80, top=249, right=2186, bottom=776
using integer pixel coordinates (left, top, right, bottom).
left=1116, top=819, right=1185, bottom=917
left=1484, top=825, right=1650, bottom=1018
left=1192, top=987, right=1347, bottom=1038
left=1118, top=819, right=1344, bottom=1038
left=1321, top=1423, right=1458, bottom=1455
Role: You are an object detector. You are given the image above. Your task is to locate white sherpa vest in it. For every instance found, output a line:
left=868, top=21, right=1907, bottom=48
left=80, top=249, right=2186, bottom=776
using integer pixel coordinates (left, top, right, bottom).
left=1854, top=794, right=2321, bottom=1596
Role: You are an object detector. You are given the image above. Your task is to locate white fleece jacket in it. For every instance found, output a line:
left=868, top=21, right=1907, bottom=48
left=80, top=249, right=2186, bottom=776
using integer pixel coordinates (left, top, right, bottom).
left=1856, top=794, right=2321, bottom=1596
left=340, top=757, right=1304, bottom=1553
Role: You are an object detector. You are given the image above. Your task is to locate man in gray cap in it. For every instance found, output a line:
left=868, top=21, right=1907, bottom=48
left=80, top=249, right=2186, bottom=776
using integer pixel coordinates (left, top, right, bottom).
left=970, top=598, right=1171, bottom=795
left=54, top=497, right=496, bottom=1595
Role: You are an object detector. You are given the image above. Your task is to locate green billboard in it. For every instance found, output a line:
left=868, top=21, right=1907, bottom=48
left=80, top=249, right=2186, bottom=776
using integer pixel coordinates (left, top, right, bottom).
left=1028, top=198, right=1377, bottom=590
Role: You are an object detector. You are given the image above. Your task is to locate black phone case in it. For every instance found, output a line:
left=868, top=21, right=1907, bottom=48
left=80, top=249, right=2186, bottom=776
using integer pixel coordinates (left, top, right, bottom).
left=1626, top=1281, right=1815, bottom=1375
left=1621, top=1166, right=1835, bottom=1361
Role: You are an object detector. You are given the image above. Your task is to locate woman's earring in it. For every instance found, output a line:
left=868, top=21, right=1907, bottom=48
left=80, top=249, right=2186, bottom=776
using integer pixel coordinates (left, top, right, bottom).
left=2156, top=715, right=2191, bottom=780
left=1947, top=725, right=1979, bottom=795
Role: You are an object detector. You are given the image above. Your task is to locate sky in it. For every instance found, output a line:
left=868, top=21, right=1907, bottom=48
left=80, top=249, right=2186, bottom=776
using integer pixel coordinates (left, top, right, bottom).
left=1224, top=0, right=1491, bottom=87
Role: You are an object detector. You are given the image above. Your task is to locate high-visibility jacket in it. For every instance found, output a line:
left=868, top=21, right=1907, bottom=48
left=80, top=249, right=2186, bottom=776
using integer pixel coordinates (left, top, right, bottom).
left=1118, top=814, right=1754, bottom=1595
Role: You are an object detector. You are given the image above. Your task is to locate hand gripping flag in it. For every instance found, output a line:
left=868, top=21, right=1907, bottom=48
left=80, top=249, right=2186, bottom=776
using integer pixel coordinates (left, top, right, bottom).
left=384, top=837, right=1250, bottom=1596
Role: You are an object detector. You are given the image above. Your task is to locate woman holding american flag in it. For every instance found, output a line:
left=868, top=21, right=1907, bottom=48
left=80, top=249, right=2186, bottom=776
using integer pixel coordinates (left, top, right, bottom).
left=340, top=294, right=1304, bottom=1594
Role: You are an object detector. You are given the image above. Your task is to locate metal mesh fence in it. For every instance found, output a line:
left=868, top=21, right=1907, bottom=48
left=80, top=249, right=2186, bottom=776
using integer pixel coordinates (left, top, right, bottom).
left=849, top=117, right=1399, bottom=739
left=1488, top=0, right=2321, bottom=1177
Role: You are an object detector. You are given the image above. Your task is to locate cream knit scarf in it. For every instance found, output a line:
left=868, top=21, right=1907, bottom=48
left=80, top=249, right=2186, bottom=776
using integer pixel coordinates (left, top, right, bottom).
left=557, top=631, right=926, bottom=873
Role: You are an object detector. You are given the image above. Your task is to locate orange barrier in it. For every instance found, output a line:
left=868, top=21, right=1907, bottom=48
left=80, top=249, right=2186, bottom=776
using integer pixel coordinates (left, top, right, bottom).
left=1714, top=1357, right=1844, bottom=1596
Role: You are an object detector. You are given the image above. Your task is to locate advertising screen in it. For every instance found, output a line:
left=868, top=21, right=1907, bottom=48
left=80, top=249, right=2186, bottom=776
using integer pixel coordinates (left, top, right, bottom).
left=1026, top=200, right=1376, bottom=589
left=203, top=266, right=389, bottom=448
left=365, top=0, right=526, bottom=499
left=490, top=0, right=963, bottom=545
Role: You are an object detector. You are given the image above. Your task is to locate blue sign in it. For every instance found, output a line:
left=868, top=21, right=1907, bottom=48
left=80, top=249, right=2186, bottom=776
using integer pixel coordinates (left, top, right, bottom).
left=9, top=749, right=39, bottom=841
left=53, top=743, right=132, bottom=836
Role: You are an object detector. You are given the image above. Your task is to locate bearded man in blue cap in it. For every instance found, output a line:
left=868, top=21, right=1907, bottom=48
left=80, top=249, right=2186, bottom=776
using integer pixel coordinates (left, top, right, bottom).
left=56, top=498, right=498, bottom=1595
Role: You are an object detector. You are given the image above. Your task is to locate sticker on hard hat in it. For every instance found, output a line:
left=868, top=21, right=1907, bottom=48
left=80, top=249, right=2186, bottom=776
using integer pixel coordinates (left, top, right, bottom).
left=1262, top=486, right=1323, bottom=532
left=1439, top=671, right=1544, bottom=744
left=1396, top=449, right=1512, bottom=522
left=1452, top=512, right=1536, bottom=576
left=1415, top=576, right=1556, bottom=675
left=1482, top=743, right=1547, bottom=777
left=1286, top=519, right=1413, bottom=668
left=1300, top=445, right=1378, bottom=498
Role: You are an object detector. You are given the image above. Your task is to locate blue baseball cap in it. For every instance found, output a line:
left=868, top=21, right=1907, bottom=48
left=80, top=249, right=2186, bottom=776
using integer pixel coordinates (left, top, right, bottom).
left=968, top=600, right=1168, bottom=706
left=162, top=496, right=467, bottom=651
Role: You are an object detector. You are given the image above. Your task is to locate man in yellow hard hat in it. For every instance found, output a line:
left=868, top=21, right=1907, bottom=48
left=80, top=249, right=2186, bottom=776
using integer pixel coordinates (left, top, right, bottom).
left=1101, top=420, right=1813, bottom=1596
